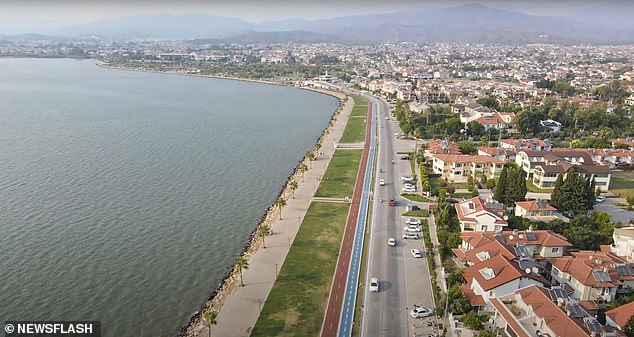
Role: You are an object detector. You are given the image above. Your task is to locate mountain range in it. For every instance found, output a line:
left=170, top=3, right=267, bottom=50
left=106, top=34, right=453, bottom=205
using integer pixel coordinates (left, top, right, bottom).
left=6, top=4, right=634, bottom=44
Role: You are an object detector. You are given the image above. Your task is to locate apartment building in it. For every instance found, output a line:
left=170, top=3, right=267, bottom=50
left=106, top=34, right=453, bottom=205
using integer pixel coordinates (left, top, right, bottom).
left=548, top=251, right=634, bottom=310
left=491, top=285, right=622, bottom=337
left=431, top=154, right=505, bottom=183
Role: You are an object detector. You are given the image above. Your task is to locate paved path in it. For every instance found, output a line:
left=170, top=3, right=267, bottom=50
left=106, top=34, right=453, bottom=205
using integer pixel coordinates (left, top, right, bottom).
left=320, top=98, right=372, bottom=337
left=196, top=91, right=353, bottom=337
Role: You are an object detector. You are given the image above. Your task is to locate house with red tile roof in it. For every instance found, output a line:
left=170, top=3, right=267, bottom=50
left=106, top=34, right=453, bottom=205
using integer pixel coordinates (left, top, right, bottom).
left=548, top=251, right=634, bottom=310
left=425, top=139, right=462, bottom=158
left=500, top=138, right=552, bottom=152
left=463, top=254, right=548, bottom=312
left=477, top=146, right=516, bottom=161
left=431, top=154, right=505, bottom=183
left=455, top=197, right=508, bottom=232
left=491, top=285, right=623, bottom=337
left=606, top=301, right=634, bottom=331
left=514, top=200, right=558, bottom=221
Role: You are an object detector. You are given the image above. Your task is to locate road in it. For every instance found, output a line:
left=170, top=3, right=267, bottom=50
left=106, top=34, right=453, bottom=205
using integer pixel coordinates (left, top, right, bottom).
left=361, top=96, right=437, bottom=337
left=320, top=93, right=373, bottom=337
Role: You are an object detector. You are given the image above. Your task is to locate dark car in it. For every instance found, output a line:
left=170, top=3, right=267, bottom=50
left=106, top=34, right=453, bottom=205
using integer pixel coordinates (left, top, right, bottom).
left=400, top=155, right=410, bottom=160
left=388, top=199, right=396, bottom=206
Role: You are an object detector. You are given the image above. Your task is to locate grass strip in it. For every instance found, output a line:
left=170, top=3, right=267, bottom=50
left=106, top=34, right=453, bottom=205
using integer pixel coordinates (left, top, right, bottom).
left=339, top=117, right=367, bottom=143
left=251, top=202, right=350, bottom=337
left=400, top=193, right=431, bottom=203
left=315, top=150, right=362, bottom=198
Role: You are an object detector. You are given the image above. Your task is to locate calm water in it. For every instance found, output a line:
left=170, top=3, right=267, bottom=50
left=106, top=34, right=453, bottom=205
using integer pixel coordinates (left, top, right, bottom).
left=0, top=58, right=337, bottom=337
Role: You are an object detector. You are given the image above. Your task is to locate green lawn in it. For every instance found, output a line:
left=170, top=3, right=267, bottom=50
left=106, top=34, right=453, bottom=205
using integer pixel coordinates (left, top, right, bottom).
left=610, top=171, right=634, bottom=196
left=526, top=180, right=553, bottom=193
left=351, top=94, right=368, bottom=107
left=251, top=202, right=349, bottom=337
left=448, top=182, right=469, bottom=189
left=429, top=174, right=442, bottom=194
left=400, top=193, right=431, bottom=203
left=339, top=117, right=367, bottom=143
left=315, top=150, right=362, bottom=198
left=402, top=209, right=430, bottom=217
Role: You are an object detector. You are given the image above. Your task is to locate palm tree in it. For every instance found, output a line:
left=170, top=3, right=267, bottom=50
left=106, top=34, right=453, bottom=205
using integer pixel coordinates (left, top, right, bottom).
left=305, top=151, right=315, bottom=166
left=202, top=309, right=217, bottom=337
left=289, top=180, right=298, bottom=198
left=257, top=224, right=270, bottom=248
left=298, top=163, right=308, bottom=181
left=235, top=254, right=249, bottom=287
left=275, top=197, right=286, bottom=219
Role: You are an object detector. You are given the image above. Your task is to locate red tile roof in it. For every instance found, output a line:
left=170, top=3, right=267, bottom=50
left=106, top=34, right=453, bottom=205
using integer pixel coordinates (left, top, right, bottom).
left=460, top=284, right=487, bottom=306
left=433, top=154, right=505, bottom=164
left=606, top=300, right=634, bottom=328
left=515, top=200, right=557, bottom=212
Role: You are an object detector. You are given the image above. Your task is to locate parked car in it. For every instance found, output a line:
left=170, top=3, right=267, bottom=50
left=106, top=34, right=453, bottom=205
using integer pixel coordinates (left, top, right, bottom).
left=403, top=183, right=415, bottom=189
left=388, top=199, right=396, bottom=206
left=401, top=176, right=413, bottom=181
left=410, top=305, right=434, bottom=318
left=404, top=225, right=422, bottom=232
left=369, top=278, right=379, bottom=292
left=400, top=155, right=410, bottom=160
left=402, top=233, right=420, bottom=240
left=410, top=249, right=422, bottom=258
left=384, top=117, right=389, bottom=120
left=595, top=195, right=606, bottom=203
left=379, top=179, right=385, bottom=186
left=402, top=187, right=416, bottom=193
left=406, top=217, right=422, bottom=225
left=387, top=237, right=396, bottom=247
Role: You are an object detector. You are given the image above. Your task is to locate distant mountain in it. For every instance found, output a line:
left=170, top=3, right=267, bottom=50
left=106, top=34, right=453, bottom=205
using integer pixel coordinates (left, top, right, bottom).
left=56, top=13, right=252, bottom=39
left=30, top=4, right=634, bottom=44
left=223, top=30, right=338, bottom=44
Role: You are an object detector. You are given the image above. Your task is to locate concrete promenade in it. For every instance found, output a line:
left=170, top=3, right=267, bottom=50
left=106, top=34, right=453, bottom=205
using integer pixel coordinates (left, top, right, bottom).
left=194, top=91, right=353, bottom=337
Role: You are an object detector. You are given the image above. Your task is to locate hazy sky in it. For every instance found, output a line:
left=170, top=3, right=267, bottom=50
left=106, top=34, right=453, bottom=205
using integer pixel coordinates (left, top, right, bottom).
left=0, top=0, right=630, bottom=35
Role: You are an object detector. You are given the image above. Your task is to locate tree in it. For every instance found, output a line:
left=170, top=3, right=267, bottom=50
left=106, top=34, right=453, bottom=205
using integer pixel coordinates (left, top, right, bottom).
left=289, top=180, right=298, bottom=198
left=202, top=309, right=218, bottom=337
left=550, top=174, right=565, bottom=209
left=275, top=197, right=286, bottom=219
left=486, top=178, right=496, bottom=190
left=235, top=254, right=249, bottom=287
left=476, top=97, right=500, bottom=110
left=298, top=163, right=308, bottom=181
left=461, top=311, right=484, bottom=330
left=305, top=151, right=315, bottom=163
left=257, top=224, right=270, bottom=248
left=466, top=121, right=486, bottom=138
left=459, top=141, right=477, bottom=155
left=627, top=195, right=634, bottom=210
left=467, top=176, right=475, bottom=192
left=623, top=313, right=634, bottom=337
left=494, top=167, right=508, bottom=204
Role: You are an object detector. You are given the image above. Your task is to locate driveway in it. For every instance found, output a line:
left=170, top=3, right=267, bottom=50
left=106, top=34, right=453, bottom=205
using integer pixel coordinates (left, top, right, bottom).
left=594, top=197, right=634, bottom=224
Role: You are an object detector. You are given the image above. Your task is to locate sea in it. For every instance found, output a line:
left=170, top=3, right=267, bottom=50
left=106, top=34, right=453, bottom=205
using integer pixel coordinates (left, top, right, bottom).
left=0, top=58, right=338, bottom=337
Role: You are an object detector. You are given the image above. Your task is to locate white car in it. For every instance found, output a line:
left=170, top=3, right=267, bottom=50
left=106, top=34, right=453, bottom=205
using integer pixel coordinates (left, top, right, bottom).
left=385, top=117, right=389, bottom=120
left=406, top=217, right=422, bottom=225
left=401, top=176, right=413, bottom=181
left=369, top=277, right=379, bottom=292
left=379, top=179, right=385, bottom=186
left=402, top=233, right=420, bottom=240
left=404, top=225, right=422, bottom=232
left=595, top=195, right=606, bottom=203
left=402, top=187, right=416, bottom=193
left=410, top=305, right=434, bottom=318
left=411, top=249, right=422, bottom=258
left=403, top=183, right=415, bottom=188
left=387, top=237, right=396, bottom=246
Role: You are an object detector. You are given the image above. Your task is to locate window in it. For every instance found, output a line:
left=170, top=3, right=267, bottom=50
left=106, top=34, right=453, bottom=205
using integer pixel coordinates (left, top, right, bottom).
left=551, top=247, right=560, bottom=253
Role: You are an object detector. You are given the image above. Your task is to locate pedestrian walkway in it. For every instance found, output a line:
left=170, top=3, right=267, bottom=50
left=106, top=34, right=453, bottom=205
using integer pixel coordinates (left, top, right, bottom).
left=193, top=91, right=354, bottom=337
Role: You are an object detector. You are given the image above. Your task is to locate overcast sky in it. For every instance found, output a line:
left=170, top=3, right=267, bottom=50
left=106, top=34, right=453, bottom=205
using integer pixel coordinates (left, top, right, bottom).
left=0, top=0, right=630, bottom=35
